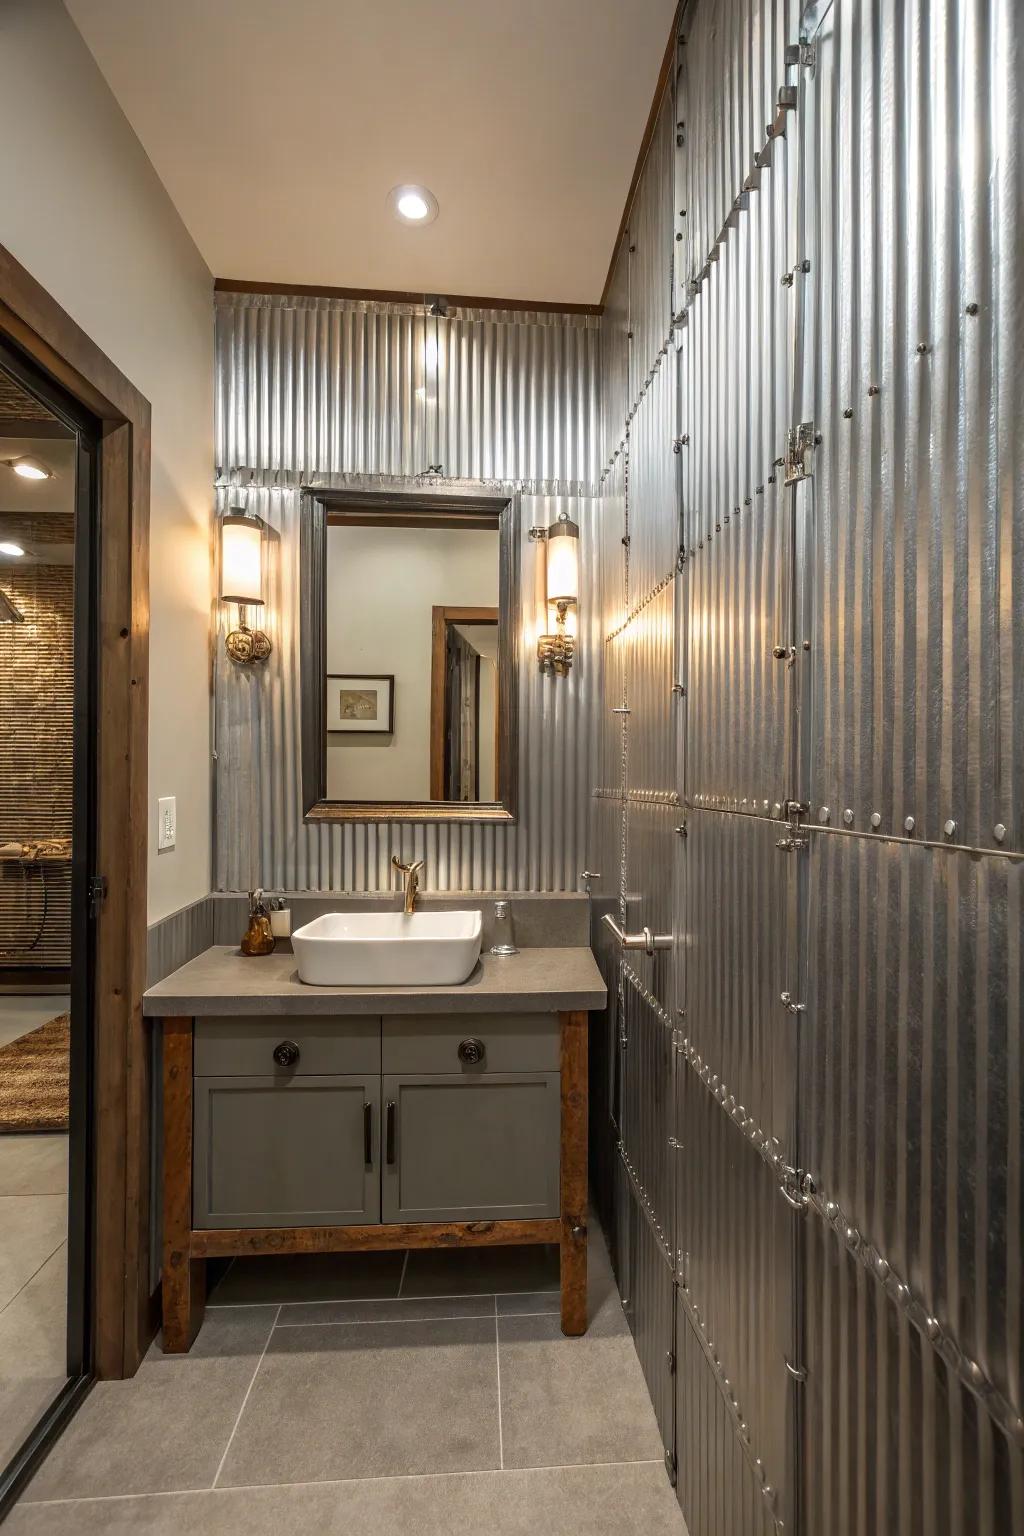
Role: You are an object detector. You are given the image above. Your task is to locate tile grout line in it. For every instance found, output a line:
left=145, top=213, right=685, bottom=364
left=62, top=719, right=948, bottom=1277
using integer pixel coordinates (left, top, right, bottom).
left=210, top=1303, right=281, bottom=1491
left=275, top=1310, right=552, bottom=1328
left=494, top=1295, right=504, bottom=1471
left=0, top=1239, right=67, bottom=1319
left=23, top=1461, right=670, bottom=1507
left=396, top=1249, right=410, bottom=1298
left=207, top=1288, right=561, bottom=1310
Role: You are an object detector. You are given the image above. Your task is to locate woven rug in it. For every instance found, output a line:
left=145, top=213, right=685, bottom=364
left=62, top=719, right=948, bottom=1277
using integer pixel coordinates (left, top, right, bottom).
left=0, top=1013, right=70, bottom=1133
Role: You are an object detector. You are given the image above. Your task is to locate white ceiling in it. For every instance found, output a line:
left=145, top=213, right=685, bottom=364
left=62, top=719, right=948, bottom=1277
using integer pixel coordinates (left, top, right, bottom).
left=66, top=0, right=675, bottom=304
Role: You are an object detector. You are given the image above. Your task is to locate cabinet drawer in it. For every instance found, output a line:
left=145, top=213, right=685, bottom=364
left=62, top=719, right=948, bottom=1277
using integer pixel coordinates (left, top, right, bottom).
left=381, top=1072, right=560, bottom=1223
left=194, top=1016, right=380, bottom=1077
left=382, top=1013, right=559, bottom=1074
left=193, top=1074, right=380, bottom=1229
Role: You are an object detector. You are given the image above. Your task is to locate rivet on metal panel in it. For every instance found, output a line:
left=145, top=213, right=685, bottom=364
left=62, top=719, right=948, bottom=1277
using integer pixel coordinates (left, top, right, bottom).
left=819, top=806, right=830, bottom=823
left=994, top=823, right=1006, bottom=842
left=675, top=823, right=687, bottom=838
left=943, top=819, right=957, bottom=838
left=904, top=815, right=916, bottom=833
left=965, top=301, right=979, bottom=315
left=867, top=383, right=880, bottom=396
left=843, top=407, right=854, bottom=418
left=843, top=809, right=854, bottom=825
left=773, top=802, right=782, bottom=817
left=870, top=811, right=882, bottom=828
left=916, top=341, right=930, bottom=354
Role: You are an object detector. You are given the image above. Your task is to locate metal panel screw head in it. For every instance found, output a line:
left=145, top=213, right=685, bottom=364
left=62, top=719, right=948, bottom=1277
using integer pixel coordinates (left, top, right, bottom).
left=843, top=407, right=853, bottom=418
left=819, top=806, right=830, bottom=823
left=994, top=823, right=1006, bottom=842
left=904, top=815, right=915, bottom=833
left=867, top=384, right=880, bottom=396
left=943, top=819, right=957, bottom=838
left=843, top=809, right=853, bottom=825
left=870, top=811, right=882, bottom=828
left=965, top=302, right=979, bottom=315
left=916, top=342, right=930, bottom=354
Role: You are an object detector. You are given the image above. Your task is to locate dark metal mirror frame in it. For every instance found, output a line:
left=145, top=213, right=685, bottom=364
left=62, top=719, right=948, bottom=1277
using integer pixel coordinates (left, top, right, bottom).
left=300, top=486, right=519, bottom=823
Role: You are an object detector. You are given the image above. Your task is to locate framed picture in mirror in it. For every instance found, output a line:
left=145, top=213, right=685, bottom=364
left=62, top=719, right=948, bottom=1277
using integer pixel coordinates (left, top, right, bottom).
left=326, top=674, right=395, bottom=734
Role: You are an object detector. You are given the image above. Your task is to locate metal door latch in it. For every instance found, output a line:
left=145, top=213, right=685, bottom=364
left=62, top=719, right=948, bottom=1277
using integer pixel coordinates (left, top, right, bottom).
left=785, top=420, right=817, bottom=483
left=776, top=798, right=809, bottom=852
left=601, top=913, right=672, bottom=956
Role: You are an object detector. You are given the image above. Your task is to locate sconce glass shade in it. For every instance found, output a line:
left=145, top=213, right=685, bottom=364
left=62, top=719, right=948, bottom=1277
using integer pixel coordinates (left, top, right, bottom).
left=545, top=514, right=579, bottom=605
left=220, top=514, right=264, bottom=606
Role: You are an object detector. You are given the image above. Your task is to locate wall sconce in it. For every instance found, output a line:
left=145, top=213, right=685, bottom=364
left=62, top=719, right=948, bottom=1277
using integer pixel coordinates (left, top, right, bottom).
left=531, top=511, right=579, bottom=676
left=220, top=512, right=271, bottom=664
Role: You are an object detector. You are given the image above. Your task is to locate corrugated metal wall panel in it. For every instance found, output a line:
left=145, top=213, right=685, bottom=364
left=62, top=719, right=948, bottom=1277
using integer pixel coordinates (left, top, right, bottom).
left=627, top=579, right=678, bottom=797
left=620, top=970, right=675, bottom=1248
left=676, top=1294, right=783, bottom=1536
left=803, top=1214, right=1024, bottom=1536
left=216, top=292, right=600, bottom=488
left=676, top=1061, right=796, bottom=1530
left=625, top=803, right=678, bottom=1018
left=803, top=830, right=1023, bottom=1431
left=628, top=85, right=677, bottom=407
left=601, top=244, right=630, bottom=475
left=628, top=354, right=680, bottom=606
left=801, top=0, right=1023, bottom=856
left=684, top=810, right=796, bottom=1146
left=622, top=1179, right=677, bottom=1459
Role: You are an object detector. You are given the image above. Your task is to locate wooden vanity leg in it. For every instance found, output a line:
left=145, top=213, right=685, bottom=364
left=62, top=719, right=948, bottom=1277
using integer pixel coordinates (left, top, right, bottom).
left=162, top=1017, right=204, bottom=1352
left=559, top=1009, right=588, bottom=1336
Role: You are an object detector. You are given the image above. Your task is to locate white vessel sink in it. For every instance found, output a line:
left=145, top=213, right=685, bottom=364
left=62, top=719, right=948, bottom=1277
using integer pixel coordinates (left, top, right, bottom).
left=292, top=909, right=483, bottom=987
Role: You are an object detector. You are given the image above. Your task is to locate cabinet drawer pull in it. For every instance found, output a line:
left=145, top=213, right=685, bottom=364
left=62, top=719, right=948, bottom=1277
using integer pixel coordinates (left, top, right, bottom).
left=363, top=1101, right=372, bottom=1166
left=457, top=1037, right=485, bottom=1065
left=272, top=1040, right=300, bottom=1068
left=386, top=1099, right=396, bottom=1164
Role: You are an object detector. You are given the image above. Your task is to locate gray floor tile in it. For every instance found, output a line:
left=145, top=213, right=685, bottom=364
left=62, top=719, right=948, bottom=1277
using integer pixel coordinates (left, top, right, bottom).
left=218, top=1316, right=500, bottom=1486
left=0, top=1244, right=67, bottom=1379
left=0, top=1136, right=68, bottom=1198
left=0, top=1377, right=65, bottom=1472
left=498, top=1311, right=665, bottom=1468
left=23, top=1308, right=276, bottom=1501
left=7, top=1463, right=686, bottom=1535
left=208, top=1250, right=404, bottom=1306
left=0, top=1197, right=67, bottom=1312
left=401, top=1242, right=559, bottom=1297
left=277, top=1293, right=495, bottom=1327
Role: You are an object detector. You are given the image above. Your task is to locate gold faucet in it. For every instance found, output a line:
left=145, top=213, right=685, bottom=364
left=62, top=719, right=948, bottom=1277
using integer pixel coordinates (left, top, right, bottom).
left=391, top=855, right=424, bottom=914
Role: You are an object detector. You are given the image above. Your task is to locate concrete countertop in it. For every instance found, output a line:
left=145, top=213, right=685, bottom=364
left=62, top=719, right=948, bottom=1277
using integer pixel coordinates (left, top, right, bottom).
left=143, top=944, right=607, bottom=1017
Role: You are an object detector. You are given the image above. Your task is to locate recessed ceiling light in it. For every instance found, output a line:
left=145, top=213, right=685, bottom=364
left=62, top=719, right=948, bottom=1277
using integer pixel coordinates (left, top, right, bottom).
left=0, top=541, right=26, bottom=558
left=4, top=455, right=53, bottom=481
left=389, top=184, right=439, bottom=226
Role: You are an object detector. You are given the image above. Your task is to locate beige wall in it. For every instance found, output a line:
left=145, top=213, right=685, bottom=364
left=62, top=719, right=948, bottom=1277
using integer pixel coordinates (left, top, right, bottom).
left=325, top=524, right=499, bottom=801
left=0, top=0, right=214, bottom=922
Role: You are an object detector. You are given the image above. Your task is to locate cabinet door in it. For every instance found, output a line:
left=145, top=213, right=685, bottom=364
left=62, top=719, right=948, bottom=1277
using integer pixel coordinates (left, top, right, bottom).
left=193, top=1074, right=380, bottom=1228
left=381, top=1072, right=560, bottom=1224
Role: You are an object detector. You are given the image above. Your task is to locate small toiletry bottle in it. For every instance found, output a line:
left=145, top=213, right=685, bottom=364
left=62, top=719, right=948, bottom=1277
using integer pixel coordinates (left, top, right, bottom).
left=241, top=888, right=276, bottom=956
left=269, top=897, right=292, bottom=939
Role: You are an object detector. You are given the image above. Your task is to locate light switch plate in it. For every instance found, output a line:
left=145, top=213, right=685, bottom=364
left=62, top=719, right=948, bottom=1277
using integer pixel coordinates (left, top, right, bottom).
left=157, top=796, right=176, bottom=851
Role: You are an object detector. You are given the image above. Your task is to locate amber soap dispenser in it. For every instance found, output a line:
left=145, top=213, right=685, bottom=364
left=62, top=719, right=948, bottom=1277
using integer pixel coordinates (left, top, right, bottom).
left=240, top=888, right=276, bottom=956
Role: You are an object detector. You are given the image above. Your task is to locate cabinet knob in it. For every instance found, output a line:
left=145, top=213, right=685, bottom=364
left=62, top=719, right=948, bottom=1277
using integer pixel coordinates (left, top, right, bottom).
left=458, top=1037, right=485, bottom=1065
left=273, top=1039, right=300, bottom=1068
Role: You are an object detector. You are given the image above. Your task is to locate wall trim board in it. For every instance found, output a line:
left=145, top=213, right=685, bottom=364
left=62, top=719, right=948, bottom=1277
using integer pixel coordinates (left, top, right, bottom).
left=0, top=239, right=151, bottom=1382
left=214, top=277, right=603, bottom=318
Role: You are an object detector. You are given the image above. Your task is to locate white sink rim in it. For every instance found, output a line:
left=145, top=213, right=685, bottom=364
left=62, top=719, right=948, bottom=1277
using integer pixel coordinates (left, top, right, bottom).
left=292, top=908, right=483, bottom=987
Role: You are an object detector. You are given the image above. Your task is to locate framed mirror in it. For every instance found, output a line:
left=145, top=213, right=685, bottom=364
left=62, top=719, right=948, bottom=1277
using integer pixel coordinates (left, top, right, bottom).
left=300, top=487, right=518, bottom=821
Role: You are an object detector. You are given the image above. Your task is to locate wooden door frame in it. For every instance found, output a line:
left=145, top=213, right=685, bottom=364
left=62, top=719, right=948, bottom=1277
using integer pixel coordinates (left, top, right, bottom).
left=0, top=242, right=151, bottom=1379
left=429, top=605, right=499, bottom=801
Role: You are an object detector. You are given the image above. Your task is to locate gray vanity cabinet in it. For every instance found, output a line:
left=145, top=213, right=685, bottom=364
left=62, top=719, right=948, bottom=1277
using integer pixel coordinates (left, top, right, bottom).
left=193, top=1075, right=381, bottom=1228
left=380, top=1072, right=560, bottom=1223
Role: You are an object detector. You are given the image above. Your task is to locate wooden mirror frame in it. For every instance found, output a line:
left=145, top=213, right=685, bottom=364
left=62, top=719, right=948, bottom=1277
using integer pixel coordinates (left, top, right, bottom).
left=300, top=486, right=519, bottom=823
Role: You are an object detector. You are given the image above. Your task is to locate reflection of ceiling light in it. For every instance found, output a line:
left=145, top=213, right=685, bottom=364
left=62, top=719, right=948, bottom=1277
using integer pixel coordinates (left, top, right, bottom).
left=5, top=455, right=52, bottom=480
left=389, top=184, right=439, bottom=226
left=0, top=542, right=26, bottom=558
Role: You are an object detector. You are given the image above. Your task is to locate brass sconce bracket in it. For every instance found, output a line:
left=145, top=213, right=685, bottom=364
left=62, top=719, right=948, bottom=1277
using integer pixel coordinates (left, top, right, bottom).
left=226, top=604, right=272, bottom=665
left=538, top=599, right=575, bottom=676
